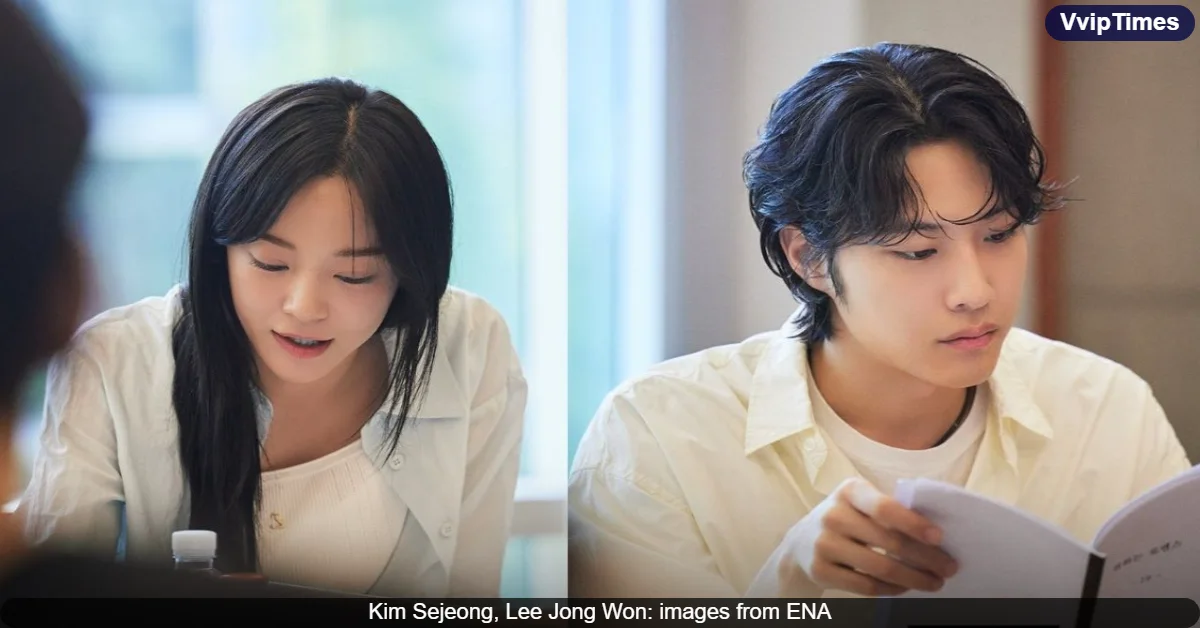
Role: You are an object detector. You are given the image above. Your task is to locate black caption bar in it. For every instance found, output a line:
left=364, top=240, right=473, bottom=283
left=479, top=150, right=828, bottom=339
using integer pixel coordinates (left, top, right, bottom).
left=1, top=598, right=1196, bottom=628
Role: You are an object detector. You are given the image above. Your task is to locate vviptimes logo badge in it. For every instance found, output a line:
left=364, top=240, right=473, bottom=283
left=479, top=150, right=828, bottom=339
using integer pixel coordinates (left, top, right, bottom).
left=1045, top=5, right=1195, bottom=40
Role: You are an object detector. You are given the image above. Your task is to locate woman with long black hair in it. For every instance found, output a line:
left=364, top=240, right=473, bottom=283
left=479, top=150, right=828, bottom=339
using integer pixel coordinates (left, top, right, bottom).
left=20, top=76, right=527, bottom=597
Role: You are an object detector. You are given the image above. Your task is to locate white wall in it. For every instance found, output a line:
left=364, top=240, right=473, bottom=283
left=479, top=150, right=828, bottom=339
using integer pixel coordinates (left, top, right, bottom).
left=665, top=0, right=1040, bottom=357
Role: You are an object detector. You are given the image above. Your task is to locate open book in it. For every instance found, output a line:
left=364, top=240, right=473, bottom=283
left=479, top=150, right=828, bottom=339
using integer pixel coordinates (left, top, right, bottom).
left=892, top=464, right=1200, bottom=598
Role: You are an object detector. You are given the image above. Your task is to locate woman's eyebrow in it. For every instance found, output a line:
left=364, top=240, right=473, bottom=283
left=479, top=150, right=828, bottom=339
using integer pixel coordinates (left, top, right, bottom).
left=259, top=233, right=294, bottom=249
left=335, top=245, right=384, bottom=258
left=258, top=233, right=383, bottom=257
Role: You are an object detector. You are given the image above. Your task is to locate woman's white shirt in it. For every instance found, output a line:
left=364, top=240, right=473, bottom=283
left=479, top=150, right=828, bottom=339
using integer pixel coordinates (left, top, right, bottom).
left=18, top=285, right=527, bottom=597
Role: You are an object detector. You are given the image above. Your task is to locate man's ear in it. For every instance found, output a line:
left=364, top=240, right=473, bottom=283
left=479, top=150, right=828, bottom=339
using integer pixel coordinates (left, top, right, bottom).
left=779, top=226, right=834, bottom=297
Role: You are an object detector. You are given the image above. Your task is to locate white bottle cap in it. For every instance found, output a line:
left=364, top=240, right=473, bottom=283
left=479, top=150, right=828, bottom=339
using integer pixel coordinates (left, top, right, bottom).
left=172, top=530, right=217, bottom=559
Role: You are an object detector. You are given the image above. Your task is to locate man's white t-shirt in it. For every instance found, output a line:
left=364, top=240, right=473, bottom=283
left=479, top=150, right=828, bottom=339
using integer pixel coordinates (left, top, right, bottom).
left=810, top=377, right=988, bottom=495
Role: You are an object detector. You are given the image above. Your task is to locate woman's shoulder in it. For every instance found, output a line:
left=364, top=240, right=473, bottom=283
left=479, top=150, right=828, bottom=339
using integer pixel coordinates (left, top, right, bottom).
left=432, top=287, right=523, bottom=403
left=61, top=285, right=183, bottom=370
left=437, top=286, right=516, bottom=350
left=439, top=286, right=508, bottom=325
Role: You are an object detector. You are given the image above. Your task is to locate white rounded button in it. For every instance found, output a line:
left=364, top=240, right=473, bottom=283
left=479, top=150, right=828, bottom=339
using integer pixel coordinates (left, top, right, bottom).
left=439, top=521, right=454, bottom=538
left=803, top=438, right=817, bottom=452
left=388, top=454, right=406, bottom=469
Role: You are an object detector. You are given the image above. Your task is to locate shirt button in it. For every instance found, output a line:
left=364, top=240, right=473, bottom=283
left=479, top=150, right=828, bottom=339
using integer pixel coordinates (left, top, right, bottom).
left=439, top=521, right=454, bottom=538
left=388, top=454, right=406, bottom=470
left=803, top=438, right=818, bottom=452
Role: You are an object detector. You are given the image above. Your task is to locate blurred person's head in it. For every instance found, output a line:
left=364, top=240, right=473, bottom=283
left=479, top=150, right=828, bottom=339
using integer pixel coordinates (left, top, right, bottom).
left=0, top=0, right=89, bottom=494
left=745, top=42, right=1062, bottom=390
left=173, top=78, right=454, bottom=572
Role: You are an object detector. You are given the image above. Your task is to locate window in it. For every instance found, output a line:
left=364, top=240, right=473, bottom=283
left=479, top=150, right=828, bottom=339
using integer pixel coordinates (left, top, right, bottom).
left=567, top=0, right=666, bottom=463
left=11, top=0, right=564, bottom=598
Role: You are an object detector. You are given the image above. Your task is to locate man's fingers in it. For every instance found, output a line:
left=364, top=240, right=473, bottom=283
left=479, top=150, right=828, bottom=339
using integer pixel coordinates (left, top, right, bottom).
left=840, top=478, right=943, bottom=545
left=815, top=533, right=944, bottom=593
left=810, top=559, right=907, bottom=597
left=824, top=504, right=958, bottom=579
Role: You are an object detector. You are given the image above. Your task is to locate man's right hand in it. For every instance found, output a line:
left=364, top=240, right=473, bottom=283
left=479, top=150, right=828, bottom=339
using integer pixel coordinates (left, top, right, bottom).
left=779, top=477, right=959, bottom=596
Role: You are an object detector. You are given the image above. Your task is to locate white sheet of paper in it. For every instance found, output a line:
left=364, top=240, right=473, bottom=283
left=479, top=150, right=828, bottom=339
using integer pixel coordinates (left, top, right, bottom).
left=1093, top=464, right=1200, bottom=598
left=893, top=478, right=1096, bottom=598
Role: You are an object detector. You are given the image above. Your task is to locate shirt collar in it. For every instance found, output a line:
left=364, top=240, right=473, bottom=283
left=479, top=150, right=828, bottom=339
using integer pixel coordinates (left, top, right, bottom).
left=988, top=336, right=1055, bottom=440
left=744, top=312, right=818, bottom=457
left=743, top=309, right=1055, bottom=464
left=247, top=321, right=470, bottom=578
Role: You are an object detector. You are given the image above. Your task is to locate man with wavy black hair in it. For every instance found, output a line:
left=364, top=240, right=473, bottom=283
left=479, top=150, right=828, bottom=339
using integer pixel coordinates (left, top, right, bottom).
left=570, top=43, right=1190, bottom=598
